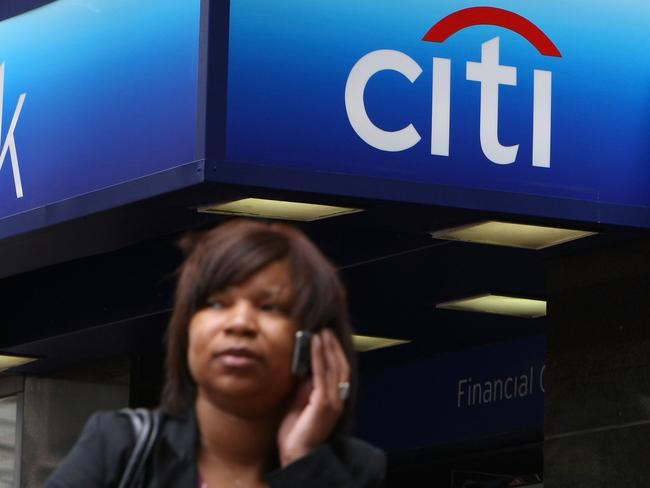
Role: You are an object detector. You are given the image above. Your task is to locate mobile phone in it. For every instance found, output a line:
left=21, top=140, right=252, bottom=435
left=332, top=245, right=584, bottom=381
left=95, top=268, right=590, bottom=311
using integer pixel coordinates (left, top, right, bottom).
left=291, top=331, right=312, bottom=378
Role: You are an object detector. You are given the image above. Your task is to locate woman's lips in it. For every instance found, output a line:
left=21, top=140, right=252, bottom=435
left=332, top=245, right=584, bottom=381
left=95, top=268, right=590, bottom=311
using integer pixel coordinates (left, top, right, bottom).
left=214, top=348, right=262, bottom=368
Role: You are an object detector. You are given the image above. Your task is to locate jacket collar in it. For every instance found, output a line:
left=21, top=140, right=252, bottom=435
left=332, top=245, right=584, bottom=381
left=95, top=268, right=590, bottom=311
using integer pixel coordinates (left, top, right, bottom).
left=159, top=407, right=199, bottom=461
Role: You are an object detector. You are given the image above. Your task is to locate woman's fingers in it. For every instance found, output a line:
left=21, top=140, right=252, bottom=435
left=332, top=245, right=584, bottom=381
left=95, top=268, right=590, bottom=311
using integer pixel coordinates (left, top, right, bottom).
left=315, top=329, right=351, bottom=409
left=310, top=333, right=326, bottom=401
left=309, top=330, right=352, bottom=413
left=315, top=331, right=337, bottom=408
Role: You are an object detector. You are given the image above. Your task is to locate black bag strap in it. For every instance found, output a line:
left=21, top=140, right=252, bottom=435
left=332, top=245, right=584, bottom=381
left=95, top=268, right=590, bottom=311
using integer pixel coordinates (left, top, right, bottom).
left=117, top=408, right=161, bottom=488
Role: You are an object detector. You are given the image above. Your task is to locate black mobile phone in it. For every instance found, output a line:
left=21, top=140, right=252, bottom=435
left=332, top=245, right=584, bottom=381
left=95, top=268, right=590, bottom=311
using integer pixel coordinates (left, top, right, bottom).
left=291, top=331, right=312, bottom=378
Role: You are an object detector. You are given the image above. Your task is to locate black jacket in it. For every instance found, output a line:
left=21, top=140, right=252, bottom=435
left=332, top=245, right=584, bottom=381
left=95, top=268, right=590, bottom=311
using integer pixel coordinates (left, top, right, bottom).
left=45, top=409, right=386, bottom=487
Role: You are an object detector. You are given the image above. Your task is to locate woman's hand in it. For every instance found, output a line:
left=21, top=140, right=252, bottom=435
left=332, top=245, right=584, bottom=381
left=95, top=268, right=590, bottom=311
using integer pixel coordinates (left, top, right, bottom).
left=277, top=329, right=350, bottom=467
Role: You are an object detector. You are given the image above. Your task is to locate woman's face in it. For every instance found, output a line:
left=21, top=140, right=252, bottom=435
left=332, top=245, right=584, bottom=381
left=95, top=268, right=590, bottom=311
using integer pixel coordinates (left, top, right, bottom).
left=188, top=260, right=299, bottom=415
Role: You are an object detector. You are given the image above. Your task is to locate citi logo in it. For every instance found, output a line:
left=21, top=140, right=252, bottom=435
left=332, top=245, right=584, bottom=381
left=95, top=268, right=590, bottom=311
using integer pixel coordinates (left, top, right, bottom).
left=345, top=7, right=562, bottom=168
left=0, top=63, right=27, bottom=198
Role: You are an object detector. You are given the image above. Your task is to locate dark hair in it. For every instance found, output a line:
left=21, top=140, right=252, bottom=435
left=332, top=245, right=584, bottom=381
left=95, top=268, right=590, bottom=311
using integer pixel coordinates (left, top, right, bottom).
left=161, top=219, right=357, bottom=434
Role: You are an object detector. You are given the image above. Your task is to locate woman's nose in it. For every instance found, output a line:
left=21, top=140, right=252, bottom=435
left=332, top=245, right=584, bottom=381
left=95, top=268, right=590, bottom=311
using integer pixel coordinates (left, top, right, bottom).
left=224, top=300, right=257, bottom=336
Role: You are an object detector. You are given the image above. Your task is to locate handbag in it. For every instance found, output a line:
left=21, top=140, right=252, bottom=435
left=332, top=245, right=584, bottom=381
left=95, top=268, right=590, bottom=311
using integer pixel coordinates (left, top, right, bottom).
left=117, top=408, right=161, bottom=488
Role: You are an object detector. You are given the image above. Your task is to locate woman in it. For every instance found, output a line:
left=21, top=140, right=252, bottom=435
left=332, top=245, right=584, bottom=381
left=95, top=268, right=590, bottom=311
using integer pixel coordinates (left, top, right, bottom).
left=46, top=219, right=385, bottom=487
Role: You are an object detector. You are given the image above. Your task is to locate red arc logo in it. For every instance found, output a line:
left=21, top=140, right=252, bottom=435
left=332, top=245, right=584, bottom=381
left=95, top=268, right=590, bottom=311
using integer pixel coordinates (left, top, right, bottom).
left=422, top=7, right=562, bottom=58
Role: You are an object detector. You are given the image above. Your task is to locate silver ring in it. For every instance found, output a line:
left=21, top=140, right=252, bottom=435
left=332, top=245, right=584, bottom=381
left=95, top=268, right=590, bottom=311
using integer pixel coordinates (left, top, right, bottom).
left=338, top=381, right=350, bottom=401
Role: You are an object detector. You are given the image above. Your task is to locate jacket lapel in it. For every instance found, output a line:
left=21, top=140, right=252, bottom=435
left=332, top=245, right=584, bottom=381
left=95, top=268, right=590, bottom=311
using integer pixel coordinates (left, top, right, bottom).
left=151, top=409, right=199, bottom=487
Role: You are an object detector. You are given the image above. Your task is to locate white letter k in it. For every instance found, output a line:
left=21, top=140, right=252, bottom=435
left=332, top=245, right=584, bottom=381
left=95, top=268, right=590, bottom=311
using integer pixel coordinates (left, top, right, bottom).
left=0, top=63, right=27, bottom=198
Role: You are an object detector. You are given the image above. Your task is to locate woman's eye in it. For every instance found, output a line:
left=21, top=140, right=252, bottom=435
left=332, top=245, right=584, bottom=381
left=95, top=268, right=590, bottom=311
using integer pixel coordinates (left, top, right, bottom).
left=206, top=298, right=225, bottom=309
left=260, top=302, right=282, bottom=312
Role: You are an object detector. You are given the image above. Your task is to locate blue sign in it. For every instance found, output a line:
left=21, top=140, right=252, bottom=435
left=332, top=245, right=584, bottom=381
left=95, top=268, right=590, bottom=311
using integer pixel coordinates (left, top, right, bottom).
left=225, top=1, right=650, bottom=227
left=357, top=336, right=545, bottom=450
left=0, top=0, right=200, bottom=223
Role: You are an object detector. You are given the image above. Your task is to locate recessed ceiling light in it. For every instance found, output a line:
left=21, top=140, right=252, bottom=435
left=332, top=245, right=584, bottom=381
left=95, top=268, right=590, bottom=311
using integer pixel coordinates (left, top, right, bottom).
left=352, top=334, right=411, bottom=352
left=0, top=354, right=37, bottom=372
left=431, top=220, right=596, bottom=249
left=198, top=198, right=362, bottom=221
left=436, top=293, right=546, bottom=318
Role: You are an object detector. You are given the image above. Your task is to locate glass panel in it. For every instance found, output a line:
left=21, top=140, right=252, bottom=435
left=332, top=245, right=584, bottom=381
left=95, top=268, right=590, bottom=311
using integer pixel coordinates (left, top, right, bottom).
left=0, top=396, right=17, bottom=488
